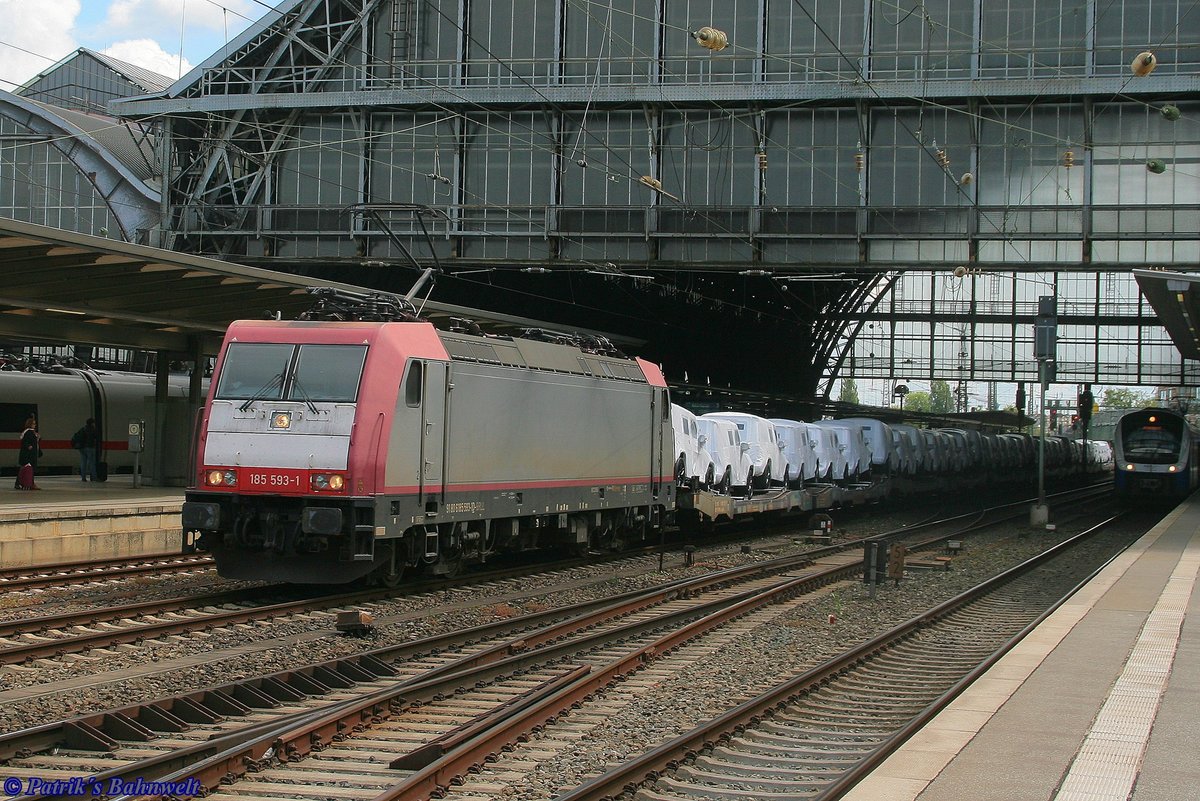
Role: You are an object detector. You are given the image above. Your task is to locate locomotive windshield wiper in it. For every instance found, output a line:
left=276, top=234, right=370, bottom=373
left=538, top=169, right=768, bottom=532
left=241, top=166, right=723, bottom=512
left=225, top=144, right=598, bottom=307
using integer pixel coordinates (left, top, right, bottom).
left=238, top=372, right=284, bottom=412
left=290, top=376, right=320, bottom=415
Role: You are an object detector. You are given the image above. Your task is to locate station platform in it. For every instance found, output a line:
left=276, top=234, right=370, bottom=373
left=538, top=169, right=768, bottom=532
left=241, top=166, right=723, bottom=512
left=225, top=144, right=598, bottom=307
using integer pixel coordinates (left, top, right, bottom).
left=844, top=493, right=1200, bottom=801
left=0, top=476, right=184, bottom=568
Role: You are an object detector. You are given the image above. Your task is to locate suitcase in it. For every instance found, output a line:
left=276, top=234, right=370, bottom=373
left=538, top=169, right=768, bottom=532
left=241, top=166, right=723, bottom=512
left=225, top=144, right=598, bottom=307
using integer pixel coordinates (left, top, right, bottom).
left=15, top=463, right=33, bottom=490
left=97, top=461, right=109, bottom=482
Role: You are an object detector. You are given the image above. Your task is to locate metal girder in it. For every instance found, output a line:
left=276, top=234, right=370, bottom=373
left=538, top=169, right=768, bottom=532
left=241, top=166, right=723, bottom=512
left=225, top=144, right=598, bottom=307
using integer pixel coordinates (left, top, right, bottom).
left=112, top=74, right=1200, bottom=116
left=815, top=273, right=901, bottom=400
left=170, top=0, right=385, bottom=253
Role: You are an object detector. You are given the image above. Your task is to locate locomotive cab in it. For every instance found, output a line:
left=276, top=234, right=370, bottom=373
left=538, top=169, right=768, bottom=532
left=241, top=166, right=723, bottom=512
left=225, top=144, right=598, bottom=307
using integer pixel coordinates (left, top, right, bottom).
left=182, top=329, right=386, bottom=582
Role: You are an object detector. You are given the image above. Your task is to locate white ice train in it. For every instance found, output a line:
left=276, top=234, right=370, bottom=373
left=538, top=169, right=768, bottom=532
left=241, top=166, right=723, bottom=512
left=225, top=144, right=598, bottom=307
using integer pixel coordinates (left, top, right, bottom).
left=1, top=368, right=196, bottom=476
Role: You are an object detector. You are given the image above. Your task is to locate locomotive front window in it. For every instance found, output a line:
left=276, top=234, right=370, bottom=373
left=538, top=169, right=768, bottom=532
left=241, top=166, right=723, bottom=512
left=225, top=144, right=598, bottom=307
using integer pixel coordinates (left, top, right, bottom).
left=216, top=343, right=367, bottom=403
left=291, top=345, right=368, bottom=402
left=1121, top=415, right=1183, bottom=464
left=215, top=343, right=293, bottom=400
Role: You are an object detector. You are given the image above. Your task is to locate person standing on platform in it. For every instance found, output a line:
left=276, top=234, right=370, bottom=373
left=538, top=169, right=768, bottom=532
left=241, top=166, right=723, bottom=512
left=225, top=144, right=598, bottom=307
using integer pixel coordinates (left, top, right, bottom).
left=72, top=417, right=99, bottom=482
left=15, top=415, right=40, bottom=490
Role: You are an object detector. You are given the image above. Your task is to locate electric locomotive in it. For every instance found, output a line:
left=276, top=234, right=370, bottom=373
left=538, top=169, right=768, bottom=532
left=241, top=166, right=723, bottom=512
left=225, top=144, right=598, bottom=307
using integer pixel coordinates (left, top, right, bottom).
left=1113, top=407, right=1200, bottom=500
left=181, top=289, right=674, bottom=585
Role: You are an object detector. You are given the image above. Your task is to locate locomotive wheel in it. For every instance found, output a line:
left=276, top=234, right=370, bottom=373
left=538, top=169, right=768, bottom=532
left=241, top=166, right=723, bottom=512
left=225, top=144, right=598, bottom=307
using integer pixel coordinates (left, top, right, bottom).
left=440, top=557, right=463, bottom=578
left=372, top=543, right=407, bottom=588
left=377, top=565, right=405, bottom=588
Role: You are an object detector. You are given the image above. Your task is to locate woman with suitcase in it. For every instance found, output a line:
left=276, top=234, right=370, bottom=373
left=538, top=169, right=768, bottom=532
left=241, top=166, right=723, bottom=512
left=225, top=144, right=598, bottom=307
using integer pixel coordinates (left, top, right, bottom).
left=15, top=415, right=41, bottom=490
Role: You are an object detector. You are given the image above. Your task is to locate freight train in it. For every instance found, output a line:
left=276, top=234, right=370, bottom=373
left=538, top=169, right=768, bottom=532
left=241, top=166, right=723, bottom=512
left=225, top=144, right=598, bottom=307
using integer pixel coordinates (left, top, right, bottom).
left=175, top=289, right=1110, bottom=586
left=1113, top=407, right=1200, bottom=500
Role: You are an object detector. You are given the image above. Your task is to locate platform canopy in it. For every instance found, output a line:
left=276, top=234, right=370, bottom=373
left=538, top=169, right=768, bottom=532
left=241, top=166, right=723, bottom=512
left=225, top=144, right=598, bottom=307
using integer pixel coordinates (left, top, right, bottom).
left=1134, top=269, right=1200, bottom=362
left=0, top=218, right=630, bottom=356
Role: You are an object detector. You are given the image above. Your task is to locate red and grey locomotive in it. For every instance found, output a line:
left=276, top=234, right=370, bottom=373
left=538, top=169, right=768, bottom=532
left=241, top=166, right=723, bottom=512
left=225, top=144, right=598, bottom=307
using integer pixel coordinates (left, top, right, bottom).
left=182, top=290, right=675, bottom=584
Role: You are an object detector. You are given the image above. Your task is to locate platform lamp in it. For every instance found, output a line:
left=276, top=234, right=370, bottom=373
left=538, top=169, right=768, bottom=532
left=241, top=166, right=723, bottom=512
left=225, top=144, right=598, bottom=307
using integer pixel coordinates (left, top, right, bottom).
left=893, top=381, right=909, bottom=410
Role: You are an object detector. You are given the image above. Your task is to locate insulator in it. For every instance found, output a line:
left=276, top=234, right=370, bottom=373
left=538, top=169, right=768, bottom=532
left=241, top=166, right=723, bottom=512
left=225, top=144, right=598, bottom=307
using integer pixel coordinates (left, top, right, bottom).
left=1146, top=158, right=1167, bottom=174
left=1063, top=149, right=1075, bottom=168
left=854, top=151, right=864, bottom=172
left=756, top=151, right=768, bottom=171
left=639, top=175, right=664, bottom=191
left=953, top=265, right=967, bottom=278
left=1161, top=104, right=1182, bottom=121
left=935, top=148, right=950, bottom=169
left=1131, top=51, right=1157, bottom=76
left=692, top=26, right=729, bottom=51
left=959, top=172, right=973, bottom=186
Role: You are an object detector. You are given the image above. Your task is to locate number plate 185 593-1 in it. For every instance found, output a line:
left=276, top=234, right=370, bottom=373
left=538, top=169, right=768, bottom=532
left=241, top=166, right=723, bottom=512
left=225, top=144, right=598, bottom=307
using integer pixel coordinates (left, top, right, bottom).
left=241, top=468, right=308, bottom=493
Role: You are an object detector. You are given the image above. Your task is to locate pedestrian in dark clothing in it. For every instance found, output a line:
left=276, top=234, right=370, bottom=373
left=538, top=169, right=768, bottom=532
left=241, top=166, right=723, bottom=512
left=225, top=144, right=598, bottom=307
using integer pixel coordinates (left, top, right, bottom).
left=72, top=418, right=99, bottom=481
left=15, top=415, right=40, bottom=490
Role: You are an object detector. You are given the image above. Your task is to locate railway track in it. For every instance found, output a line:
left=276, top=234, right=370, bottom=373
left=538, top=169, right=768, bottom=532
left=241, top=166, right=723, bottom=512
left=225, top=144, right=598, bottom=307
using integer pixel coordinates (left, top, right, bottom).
left=559, top=514, right=1129, bottom=801
left=0, top=554, right=215, bottom=594
left=0, top=486, right=1119, bottom=800
left=0, top=547, right=688, bottom=668
left=0, top=483, right=1110, bottom=669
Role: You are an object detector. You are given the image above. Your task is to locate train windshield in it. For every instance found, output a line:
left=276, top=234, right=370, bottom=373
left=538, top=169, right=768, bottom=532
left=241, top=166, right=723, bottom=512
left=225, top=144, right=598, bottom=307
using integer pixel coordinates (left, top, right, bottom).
left=1120, top=414, right=1183, bottom=464
left=215, top=344, right=292, bottom=400
left=215, top=343, right=368, bottom=403
left=291, top=345, right=368, bottom=402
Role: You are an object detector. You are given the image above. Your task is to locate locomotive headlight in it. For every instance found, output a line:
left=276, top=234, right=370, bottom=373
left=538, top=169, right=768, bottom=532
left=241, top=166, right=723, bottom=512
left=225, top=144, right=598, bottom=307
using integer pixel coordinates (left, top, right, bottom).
left=270, top=412, right=292, bottom=430
left=1126, top=464, right=1134, bottom=471
left=207, top=469, right=237, bottom=487
left=1169, top=465, right=1178, bottom=472
left=311, top=473, right=346, bottom=492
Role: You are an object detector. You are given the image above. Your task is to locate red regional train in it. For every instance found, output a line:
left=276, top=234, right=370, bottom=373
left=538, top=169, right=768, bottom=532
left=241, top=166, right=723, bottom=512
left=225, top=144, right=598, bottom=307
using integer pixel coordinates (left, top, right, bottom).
left=182, top=290, right=674, bottom=585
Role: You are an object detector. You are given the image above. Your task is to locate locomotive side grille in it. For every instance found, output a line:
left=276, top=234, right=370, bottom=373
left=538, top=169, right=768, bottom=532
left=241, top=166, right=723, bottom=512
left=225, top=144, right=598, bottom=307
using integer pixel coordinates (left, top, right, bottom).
left=444, top=339, right=505, bottom=364
left=440, top=332, right=645, bottom=382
